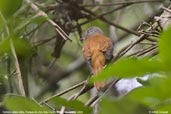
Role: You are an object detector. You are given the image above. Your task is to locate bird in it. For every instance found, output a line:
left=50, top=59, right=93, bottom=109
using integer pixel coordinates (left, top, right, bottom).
left=82, top=27, right=114, bottom=90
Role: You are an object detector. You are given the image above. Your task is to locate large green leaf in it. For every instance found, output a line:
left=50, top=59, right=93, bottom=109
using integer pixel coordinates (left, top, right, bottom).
left=128, top=76, right=171, bottom=108
left=157, top=105, right=171, bottom=113
left=48, top=96, right=92, bottom=114
left=159, top=27, right=171, bottom=67
left=99, top=97, right=150, bottom=114
left=3, top=95, right=52, bottom=113
left=0, top=0, right=23, bottom=17
left=92, top=58, right=165, bottom=82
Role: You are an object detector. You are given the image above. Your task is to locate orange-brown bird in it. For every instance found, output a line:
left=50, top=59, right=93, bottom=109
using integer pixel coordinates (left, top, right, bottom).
left=82, top=27, right=114, bottom=90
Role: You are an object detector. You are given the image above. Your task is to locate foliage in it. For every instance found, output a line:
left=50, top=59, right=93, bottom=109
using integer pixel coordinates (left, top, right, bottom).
left=0, top=37, right=33, bottom=57
left=99, top=98, right=150, bottom=114
left=48, top=96, right=93, bottom=114
left=3, top=95, right=92, bottom=114
left=3, top=95, right=51, bottom=112
left=0, top=0, right=170, bottom=114
left=0, top=0, right=23, bottom=17
left=159, top=28, right=171, bottom=66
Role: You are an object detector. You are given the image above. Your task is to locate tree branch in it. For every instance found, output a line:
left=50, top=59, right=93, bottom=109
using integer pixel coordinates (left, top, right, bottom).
left=82, top=0, right=163, bottom=7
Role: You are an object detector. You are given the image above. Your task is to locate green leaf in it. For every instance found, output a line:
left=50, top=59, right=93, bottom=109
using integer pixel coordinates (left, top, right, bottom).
left=48, top=96, right=92, bottom=114
left=13, top=38, right=33, bottom=57
left=128, top=76, right=171, bottom=108
left=0, top=37, right=33, bottom=57
left=99, top=97, right=150, bottom=114
left=159, top=27, right=171, bottom=67
left=92, top=58, right=164, bottom=82
left=3, top=95, right=51, bottom=113
left=157, top=104, right=171, bottom=112
left=0, top=0, right=23, bottom=17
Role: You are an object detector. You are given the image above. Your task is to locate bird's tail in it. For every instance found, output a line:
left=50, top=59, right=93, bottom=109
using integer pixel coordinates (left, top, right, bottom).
left=91, top=51, right=105, bottom=90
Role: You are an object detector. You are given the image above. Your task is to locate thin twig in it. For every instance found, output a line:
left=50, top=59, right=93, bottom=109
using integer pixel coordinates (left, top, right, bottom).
left=140, top=42, right=157, bottom=45
left=26, top=22, right=44, bottom=36
left=6, top=56, right=13, bottom=93
left=114, top=21, right=160, bottom=61
left=81, top=7, right=140, bottom=36
left=33, top=35, right=56, bottom=47
left=57, top=75, right=91, bottom=114
left=42, top=102, right=56, bottom=111
left=161, top=6, right=171, bottom=13
left=137, top=45, right=157, bottom=56
left=41, top=80, right=87, bottom=103
left=59, top=107, right=65, bottom=114
left=10, top=39, right=26, bottom=96
left=82, top=0, right=163, bottom=7
left=72, top=82, right=89, bottom=100
left=85, top=94, right=99, bottom=106
left=127, top=45, right=157, bottom=57
left=71, top=4, right=132, bottom=30
left=90, top=79, right=120, bottom=107
left=24, top=0, right=72, bottom=41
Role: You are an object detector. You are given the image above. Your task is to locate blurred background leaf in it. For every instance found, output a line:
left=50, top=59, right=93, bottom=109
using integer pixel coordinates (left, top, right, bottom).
left=99, top=97, right=150, bottom=114
left=128, top=75, right=171, bottom=108
left=0, top=37, right=33, bottom=57
left=0, top=0, right=23, bottom=17
left=159, top=27, right=171, bottom=68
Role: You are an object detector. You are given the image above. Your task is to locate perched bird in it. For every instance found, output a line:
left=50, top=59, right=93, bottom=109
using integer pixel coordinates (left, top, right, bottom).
left=82, top=27, right=114, bottom=90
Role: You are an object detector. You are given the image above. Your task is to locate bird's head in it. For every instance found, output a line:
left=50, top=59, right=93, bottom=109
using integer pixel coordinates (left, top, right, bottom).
left=80, top=27, right=103, bottom=42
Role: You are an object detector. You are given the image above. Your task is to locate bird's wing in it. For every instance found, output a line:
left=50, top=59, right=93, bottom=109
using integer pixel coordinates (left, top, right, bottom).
left=104, top=40, right=113, bottom=60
